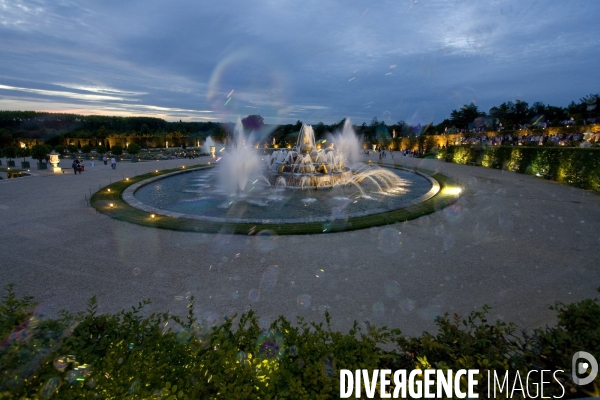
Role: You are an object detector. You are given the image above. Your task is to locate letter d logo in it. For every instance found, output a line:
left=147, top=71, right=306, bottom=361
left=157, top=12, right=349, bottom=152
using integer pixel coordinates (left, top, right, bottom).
left=572, top=351, right=598, bottom=386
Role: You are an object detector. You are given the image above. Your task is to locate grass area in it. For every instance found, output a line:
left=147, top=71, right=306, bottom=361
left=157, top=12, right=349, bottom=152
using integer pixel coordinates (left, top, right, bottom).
left=420, top=153, right=438, bottom=159
left=90, top=164, right=460, bottom=235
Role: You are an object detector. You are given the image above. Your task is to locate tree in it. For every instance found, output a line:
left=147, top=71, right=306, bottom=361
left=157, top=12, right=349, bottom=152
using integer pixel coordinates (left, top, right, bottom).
left=127, top=143, right=141, bottom=155
left=450, top=103, right=485, bottom=130
left=330, top=118, right=347, bottom=132
left=16, top=147, right=30, bottom=161
left=241, top=115, right=265, bottom=132
left=513, top=100, right=529, bottom=125
left=580, top=94, right=599, bottom=118
left=489, top=102, right=514, bottom=129
left=97, top=125, right=107, bottom=138
left=294, top=120, right=302, bottom=131
left=81, top=145, right=92, bottom=154
left=54, top=145, right=64, bottom=155
left=314, top=122, right=326, bottom=140
left=96, top=145, right=106, bottom=154
left=0, top=128, right=12, bottom=147
left=67, top=144, right=78, bottom=154
left=2, top=146, right=16, bottom=161
left=29, top=144, right=48, bottom=163
left=111, top=145, right=123, bottom=156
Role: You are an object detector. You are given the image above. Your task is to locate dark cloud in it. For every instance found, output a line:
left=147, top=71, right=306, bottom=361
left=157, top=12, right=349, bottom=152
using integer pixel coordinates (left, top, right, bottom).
left=0, top=0, right=599, bottom=124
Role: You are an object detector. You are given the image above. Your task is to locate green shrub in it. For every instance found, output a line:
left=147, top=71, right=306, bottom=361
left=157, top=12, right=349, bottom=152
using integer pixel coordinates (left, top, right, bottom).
left=67, top=144, right=78, bottom=154
left=2, top=146, right=16, bottom=160
left=95, top=145, right=106, bottom=154
left=445, top=146, right=600, bottom=191
left=29, top=144, right=48, bottom=162
left=451, top=147, right=473, bottom=164
left=127, top=143, right=141, bottom=155
left=0, top=284, right=598, bottom=398
left=53, top=145, right=64, bottom=155
left=16, top=147, right=30, bottom=161
left=111, top=145, right=123, bottom=156
left=81, top=145, right=92, bottom=154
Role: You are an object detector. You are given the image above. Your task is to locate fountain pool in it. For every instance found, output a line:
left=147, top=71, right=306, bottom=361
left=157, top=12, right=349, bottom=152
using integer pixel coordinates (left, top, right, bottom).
left=129, top=165, right=437, bottom=224
left=122, top=118, right=442, bottom=227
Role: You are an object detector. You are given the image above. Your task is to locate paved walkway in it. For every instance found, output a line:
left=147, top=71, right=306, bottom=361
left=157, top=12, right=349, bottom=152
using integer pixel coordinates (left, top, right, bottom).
left=1, top=154, right=599, bottom=336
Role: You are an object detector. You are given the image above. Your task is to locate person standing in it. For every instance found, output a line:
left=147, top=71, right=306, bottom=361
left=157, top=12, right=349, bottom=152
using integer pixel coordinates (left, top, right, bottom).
left=72, top=159, right=78, bottom=174
left=111, top=157, right=116, bottom=170
left=103, top=155, right=107, bottom=165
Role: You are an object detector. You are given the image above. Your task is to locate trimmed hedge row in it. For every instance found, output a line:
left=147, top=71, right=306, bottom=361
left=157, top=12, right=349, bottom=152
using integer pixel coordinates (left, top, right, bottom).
left=438, top=146, right=600, bottom=191
left=1, top=284, right=599, bottom=398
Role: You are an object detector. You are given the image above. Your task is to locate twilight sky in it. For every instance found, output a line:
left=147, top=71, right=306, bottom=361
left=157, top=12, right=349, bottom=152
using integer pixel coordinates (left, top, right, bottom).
left=0, top=0, right=599, bottom=125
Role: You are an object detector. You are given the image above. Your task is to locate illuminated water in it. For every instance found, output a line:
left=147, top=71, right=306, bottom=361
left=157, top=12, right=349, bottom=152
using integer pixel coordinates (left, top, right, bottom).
left=132, top=166, right=433, bottom=223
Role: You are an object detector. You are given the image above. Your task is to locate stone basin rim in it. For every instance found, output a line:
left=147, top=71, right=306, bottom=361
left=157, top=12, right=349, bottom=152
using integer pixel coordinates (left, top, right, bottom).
left=121, top=165, right=441, bottom=224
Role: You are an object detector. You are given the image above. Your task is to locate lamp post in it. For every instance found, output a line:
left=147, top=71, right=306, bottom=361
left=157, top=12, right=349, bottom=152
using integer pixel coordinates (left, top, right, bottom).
left=49, top=150, right=62, bottom=173
left=210, top=146, right=216, bottom=158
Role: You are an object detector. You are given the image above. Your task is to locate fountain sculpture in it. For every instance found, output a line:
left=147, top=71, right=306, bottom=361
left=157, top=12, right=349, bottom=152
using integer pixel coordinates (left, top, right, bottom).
left=216, top=117, right=409, bottom=194
left=266, top=124, right=353, bottom=189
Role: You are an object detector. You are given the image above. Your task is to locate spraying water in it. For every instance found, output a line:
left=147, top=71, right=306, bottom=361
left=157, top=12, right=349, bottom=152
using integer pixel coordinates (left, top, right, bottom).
left=218, top=117, right=263, bottom=194
left=329, top=119, right=362, bottom=167
left=202, top=136, right=217, bottom=155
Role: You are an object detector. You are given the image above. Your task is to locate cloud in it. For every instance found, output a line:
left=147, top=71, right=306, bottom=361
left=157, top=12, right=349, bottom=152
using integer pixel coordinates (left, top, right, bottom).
left=0, top=0, right=599, bottom=124
left=53, top=84, right=146, bottom=96
left=0, top=84, right=132, bottom=102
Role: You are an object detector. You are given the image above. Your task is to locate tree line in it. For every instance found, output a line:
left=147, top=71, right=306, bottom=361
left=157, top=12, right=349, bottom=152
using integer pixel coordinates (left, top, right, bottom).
left=0, top=92, right=597, bottom=148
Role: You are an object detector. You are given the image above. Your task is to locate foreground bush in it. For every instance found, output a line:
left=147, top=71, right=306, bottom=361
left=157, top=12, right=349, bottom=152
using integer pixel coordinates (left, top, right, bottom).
left=0, top=285, right=598, bottom=398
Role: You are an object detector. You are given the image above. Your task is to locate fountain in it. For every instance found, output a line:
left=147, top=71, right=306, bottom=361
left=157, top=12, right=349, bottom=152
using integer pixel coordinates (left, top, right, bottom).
left=202, top=137, right=217, bottom=156
left=218, top=117, right=264, bottom=193
left=129, top=118, right=439, bottom=224
left=262, top=120, right=407, bottom=192
left=265, top=124, right=353, bottom=189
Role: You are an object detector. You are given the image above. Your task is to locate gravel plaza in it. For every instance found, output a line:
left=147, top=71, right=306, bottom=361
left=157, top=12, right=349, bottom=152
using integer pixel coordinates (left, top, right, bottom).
left=1, top=154, right=599, bottom=337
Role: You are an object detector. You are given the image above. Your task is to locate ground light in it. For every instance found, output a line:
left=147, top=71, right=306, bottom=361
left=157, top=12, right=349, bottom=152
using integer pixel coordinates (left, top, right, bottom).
left=109, top=203, right=114, bottom=207
left=444, top=187, right=462, bottom=195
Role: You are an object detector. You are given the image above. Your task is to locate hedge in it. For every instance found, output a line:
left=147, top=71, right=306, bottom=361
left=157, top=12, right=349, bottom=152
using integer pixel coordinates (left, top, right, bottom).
left=438, top=146, right=600, bottom=191
left=0, top=284, right=598, bottom=398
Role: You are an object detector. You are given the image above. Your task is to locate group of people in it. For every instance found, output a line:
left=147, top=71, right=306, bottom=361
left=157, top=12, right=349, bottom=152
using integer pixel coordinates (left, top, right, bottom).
left=102, top=155, right=117, bottom=169
left=377, top=147, right=390, bottom=160
left=71, top=159, right=85, bottom=174
left=72, top=156, right=117, bottom=174
left=169, top=151, right=197, bottom=160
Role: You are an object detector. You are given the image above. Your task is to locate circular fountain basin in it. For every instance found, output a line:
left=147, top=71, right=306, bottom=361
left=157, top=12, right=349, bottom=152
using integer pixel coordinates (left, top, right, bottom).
left=124, top=166, right=439, bottom=224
